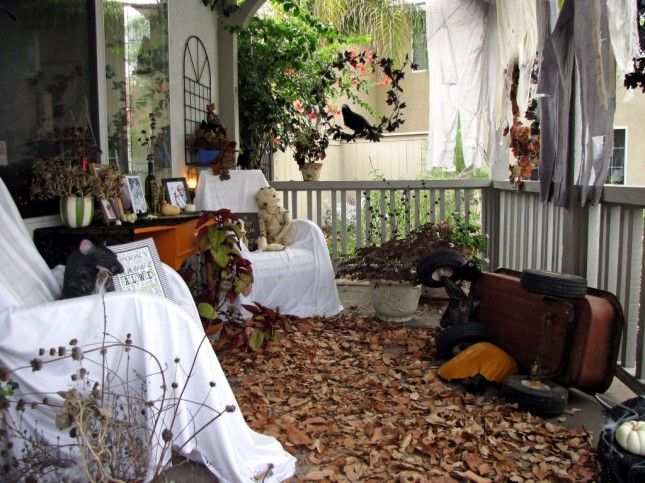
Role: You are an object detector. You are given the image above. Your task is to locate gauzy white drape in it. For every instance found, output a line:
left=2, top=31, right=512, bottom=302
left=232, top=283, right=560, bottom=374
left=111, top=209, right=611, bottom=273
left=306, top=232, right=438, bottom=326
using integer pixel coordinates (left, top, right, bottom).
left=426, top=0, right=488, bottom=171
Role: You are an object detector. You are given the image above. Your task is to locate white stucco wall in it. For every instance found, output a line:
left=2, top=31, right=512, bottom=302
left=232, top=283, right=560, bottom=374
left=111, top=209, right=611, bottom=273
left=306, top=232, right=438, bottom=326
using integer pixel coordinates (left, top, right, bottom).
left=167, top=1, right=219, bottom=179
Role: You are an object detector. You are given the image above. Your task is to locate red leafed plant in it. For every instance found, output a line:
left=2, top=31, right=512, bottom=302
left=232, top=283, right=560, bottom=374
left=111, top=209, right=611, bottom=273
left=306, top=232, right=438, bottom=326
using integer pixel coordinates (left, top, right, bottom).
left=505, top=59, right=540, bottom=188
left=234, top=302, right=291, bottom=352
left=192, top=210, right=253, bottom=332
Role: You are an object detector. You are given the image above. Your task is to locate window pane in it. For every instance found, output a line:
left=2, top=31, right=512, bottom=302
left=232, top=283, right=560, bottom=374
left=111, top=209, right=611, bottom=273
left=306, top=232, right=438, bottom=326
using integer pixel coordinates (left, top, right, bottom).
left=0, top=0, right=95, bottom=217
left=613, top=128, right=625, bottom=149
left=104, top=0, right=170, bottom=179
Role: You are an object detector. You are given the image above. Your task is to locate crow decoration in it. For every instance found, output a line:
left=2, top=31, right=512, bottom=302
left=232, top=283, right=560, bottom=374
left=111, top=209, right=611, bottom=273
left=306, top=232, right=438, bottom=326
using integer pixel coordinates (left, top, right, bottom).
left=341, top=104, right=380, bottom=141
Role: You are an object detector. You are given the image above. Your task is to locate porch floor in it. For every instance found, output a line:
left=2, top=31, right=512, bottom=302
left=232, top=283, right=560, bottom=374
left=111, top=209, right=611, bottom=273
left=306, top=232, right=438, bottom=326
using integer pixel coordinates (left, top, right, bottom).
left=161, top=281, right=635, bottom=482
left=336, top=280, right=636, bottom=446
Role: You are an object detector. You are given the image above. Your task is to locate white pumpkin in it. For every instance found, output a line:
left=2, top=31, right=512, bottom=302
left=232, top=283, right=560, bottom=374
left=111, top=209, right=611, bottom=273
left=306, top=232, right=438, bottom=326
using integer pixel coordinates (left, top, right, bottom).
left=615, top=420, right=645, bottom=455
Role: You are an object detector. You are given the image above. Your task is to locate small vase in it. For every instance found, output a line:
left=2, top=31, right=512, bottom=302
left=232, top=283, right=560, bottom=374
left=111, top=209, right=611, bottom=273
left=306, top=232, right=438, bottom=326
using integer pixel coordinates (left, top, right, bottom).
left=60, top=196, right=94, bottom=228
left=299, top=162, right=323, bottom=181
left=520, top=164, right=533, bottom=178
left=197, top=148, right=222, bottom=167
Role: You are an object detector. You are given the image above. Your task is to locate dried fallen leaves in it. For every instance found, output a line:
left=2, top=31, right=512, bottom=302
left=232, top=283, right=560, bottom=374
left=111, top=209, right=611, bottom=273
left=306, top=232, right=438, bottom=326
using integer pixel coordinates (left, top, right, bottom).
left=219, top=315, right=598, bottom=481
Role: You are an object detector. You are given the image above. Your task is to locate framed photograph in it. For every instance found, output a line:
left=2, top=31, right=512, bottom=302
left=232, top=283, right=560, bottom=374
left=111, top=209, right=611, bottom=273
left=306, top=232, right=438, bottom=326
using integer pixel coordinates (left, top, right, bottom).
left=111, top=197, right=124, bottom=219
left=99, top=198, right=117, bottom=224
left=237, top=212, right=260, bottom=251
left=109, top=238, right=174, bottom=301
left=120, top=175, right=147, bottom=214
left=162, top=177, right=191, bottom=209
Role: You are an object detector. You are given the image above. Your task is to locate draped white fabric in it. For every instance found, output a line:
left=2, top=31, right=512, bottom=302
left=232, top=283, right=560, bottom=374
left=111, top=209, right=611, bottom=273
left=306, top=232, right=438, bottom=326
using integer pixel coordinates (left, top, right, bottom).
left=426, top=0, right=488, bottom=170
left=0, top=178, right=61, bottom=308
left=194, top=169, right=269, bottom=213
left=195, top=170, right=343, bottom=318
left=606, top=0, right=640, bottom=75
left=0, top=179, right=296, bottom=482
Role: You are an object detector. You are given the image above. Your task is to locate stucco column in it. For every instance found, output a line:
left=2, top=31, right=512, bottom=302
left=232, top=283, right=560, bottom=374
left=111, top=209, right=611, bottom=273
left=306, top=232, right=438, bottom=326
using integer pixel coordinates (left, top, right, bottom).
left=216, top=0, right=266, bottom=158
left=217, top=23, right=239, bottom=148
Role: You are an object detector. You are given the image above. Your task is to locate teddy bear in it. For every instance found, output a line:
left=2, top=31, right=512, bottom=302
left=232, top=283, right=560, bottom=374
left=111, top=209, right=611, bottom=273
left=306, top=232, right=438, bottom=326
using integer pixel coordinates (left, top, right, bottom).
left=255, top=186, right=293, bottom=251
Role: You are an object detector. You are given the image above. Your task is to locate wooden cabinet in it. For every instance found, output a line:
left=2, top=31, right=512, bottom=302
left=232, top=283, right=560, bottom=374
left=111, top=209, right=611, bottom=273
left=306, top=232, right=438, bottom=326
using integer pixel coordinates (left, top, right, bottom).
left=34, top=216, right=201, bottom=270
left=133, top=219, right=200, bottom=269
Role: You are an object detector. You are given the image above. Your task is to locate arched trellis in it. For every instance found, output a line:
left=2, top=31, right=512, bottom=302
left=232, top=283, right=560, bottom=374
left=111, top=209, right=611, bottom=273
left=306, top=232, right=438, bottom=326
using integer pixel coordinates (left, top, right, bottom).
left=183, top=35, right=212, bottom=165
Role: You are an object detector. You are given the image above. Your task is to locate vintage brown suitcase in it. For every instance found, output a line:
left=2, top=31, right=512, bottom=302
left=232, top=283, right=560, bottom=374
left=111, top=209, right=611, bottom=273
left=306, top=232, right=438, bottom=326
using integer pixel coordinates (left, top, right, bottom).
left=469, top=269, right=624, bottom=394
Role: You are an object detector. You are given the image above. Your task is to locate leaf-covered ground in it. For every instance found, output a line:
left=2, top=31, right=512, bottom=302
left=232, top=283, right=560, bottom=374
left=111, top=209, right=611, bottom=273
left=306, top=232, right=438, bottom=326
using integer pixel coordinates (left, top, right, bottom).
left=219, top=315, right=598, bottom=482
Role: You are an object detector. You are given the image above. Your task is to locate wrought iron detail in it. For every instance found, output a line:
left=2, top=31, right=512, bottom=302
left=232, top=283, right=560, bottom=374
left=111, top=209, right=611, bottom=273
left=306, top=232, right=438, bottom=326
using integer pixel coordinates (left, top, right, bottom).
left=183, top=35, right=211, bottom=165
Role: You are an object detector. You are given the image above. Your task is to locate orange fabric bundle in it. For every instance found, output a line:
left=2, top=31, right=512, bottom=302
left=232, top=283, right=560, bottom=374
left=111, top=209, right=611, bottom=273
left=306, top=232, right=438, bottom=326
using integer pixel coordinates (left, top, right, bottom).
left=438, top=342, right=518, bottom=383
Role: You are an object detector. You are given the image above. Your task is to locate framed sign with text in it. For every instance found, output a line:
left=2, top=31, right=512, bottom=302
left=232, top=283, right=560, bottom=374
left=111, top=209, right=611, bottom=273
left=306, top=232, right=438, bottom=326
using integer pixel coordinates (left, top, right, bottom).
left=109, top=238, right=173, bottom=300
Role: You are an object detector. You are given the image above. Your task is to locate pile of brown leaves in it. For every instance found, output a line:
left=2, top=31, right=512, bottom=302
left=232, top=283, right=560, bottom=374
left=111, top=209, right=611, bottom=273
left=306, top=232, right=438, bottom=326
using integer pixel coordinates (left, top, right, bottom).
left=219, top=315, right=598, bottom=481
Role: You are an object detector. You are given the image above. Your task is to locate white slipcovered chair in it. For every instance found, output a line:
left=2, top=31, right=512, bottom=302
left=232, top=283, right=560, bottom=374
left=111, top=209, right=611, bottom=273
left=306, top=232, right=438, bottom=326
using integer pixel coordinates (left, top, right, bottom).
left=194, top=169, right=343, bottom=317
left=0, top=178, right=295, bottom=482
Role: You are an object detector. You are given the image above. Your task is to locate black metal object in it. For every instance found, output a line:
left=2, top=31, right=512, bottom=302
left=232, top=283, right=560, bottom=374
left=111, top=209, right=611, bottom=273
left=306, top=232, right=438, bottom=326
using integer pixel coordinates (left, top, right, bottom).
left=183, top=35, right=211, bottom=166
left=596, top=395, right=645, bottom=482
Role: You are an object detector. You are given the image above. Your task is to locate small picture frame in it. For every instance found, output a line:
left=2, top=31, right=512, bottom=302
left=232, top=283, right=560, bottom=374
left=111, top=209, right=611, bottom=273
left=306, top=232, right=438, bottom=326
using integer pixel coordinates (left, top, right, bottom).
left=111, top=197, right=124, bottom=219
left=109, top=238, right=173, bottom=301
left=99, top=198, right=117, bottom=224
left=120, top=175, right=147, bottom=214
left=237, top=212, right=260, bottom=250
left=162, top=177, right=191, bottom=209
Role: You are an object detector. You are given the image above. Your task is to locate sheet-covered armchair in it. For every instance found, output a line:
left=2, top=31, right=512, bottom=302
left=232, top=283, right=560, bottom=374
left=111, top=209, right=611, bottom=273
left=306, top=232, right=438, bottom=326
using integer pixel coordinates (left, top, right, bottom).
left=194, top=169, right=343, bottom=317
left=0, top=178, right=295, bottom=482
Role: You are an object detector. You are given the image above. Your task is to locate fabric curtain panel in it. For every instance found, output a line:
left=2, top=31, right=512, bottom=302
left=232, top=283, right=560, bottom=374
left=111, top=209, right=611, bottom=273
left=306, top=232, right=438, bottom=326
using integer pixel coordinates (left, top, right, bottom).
left=538, top=0, right=619, bottom=206
left=426, top=0, right=489, bottom=171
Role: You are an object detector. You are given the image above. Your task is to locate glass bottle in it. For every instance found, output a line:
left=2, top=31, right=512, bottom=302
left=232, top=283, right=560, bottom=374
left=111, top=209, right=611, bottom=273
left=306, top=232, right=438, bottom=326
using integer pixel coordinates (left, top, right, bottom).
left=145, top=159, right=157, bottom=213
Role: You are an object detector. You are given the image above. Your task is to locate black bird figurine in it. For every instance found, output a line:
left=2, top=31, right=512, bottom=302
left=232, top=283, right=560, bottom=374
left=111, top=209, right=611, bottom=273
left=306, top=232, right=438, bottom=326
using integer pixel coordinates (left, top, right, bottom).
left=341, top=104, right=377, bottom=137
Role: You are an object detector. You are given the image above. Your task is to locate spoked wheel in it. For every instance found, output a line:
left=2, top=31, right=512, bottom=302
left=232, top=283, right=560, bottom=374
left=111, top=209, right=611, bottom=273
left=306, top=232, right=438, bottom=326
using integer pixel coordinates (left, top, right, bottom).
left=502, top=375, right=568, bottom=416
left=417, top=249, right=467, bottom=287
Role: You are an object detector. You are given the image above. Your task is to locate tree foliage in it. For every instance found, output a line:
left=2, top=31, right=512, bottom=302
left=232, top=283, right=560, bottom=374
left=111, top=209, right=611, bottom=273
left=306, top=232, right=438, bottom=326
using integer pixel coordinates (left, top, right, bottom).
left=236, top=1, right=367, bottom=166
left=313, top=0, right=424, bottom=65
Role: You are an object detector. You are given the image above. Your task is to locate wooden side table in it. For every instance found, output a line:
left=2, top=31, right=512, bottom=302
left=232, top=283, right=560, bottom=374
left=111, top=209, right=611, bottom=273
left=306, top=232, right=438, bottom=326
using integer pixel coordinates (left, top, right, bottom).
left=133, top=219, right=200, bottom=269
left=34, top=216, right=201, bottom=270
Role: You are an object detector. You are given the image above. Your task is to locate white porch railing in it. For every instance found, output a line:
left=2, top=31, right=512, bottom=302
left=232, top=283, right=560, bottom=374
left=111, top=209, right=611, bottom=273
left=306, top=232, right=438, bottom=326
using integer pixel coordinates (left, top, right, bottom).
left=270, top=179, right=645, bottom=384
left=270, top=180, right=489, bottom=260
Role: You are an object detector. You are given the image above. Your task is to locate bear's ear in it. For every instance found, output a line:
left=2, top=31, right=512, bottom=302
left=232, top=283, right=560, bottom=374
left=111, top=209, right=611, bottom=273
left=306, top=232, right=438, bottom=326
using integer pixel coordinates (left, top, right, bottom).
left=79, top=239, right=95, bottom=255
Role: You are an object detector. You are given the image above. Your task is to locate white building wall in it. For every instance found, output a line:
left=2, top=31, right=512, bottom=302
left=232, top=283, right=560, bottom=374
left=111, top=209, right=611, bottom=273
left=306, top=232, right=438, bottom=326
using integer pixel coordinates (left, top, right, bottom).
left=167, top=1, right=219, bottom=178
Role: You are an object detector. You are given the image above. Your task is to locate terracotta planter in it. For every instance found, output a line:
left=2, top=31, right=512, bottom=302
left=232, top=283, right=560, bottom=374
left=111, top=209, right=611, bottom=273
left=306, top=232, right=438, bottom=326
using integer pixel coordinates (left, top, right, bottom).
left=60, top=196, right=94, bottom=228
left=299, top=162, right=322, bottom=181
left=369, top=280, right=422, bottom=323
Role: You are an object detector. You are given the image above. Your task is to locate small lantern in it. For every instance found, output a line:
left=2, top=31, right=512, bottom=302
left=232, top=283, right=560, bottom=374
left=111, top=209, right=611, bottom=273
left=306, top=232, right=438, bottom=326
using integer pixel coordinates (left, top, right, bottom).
left=186, top=165, right=198, bottom=192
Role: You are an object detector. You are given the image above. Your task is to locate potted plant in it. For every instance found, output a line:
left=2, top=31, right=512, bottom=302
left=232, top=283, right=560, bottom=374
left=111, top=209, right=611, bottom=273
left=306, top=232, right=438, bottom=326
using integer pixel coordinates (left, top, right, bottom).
left=30, top=127, right=120, bottom=228
left=186, top=102, right=235, bottom=169
left=183, top=209, right=254, bottom=341
left=236, top=6, right=409, bottom=170
left=336, top=216, right=486, bottom=323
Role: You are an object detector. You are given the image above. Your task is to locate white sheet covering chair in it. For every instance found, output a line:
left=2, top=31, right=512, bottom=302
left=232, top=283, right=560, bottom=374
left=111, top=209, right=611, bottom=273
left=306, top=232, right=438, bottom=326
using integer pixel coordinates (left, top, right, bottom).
left=0, top=178, right=295, bottom=482
left=194, top=169, right=343, bottom=317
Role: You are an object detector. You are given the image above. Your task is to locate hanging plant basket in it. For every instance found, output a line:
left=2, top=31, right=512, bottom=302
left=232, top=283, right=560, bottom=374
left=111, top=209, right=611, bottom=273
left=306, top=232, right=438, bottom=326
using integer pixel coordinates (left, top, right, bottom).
left=197, top=148, right=222, bottom=167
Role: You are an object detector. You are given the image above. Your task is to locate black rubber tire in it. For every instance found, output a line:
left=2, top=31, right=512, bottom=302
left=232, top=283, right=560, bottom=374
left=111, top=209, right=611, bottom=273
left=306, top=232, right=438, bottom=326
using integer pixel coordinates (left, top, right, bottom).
left=435, top=323, right=488, bottom=359
left=417, top=249, right=466, bottom=287
left=502, top=375, right=568, bottom=416
left=520, top=269, right=587, bottom=299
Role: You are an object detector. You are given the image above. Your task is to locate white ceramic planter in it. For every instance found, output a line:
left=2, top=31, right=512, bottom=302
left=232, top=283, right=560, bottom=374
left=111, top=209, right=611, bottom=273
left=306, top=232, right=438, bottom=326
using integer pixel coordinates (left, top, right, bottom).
left=299, top=162, right=323, bottom=181
left=369, top=280, right=422, bottom=323
left=60, top=196, right=94, bottom=228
